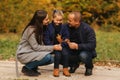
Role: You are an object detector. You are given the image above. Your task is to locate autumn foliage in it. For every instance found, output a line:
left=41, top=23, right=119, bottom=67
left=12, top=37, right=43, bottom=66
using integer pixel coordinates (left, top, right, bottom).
left=0, top=0, right=120, bottom=33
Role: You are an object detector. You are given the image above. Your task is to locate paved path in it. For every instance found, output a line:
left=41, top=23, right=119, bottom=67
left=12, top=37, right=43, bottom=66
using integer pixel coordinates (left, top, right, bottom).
left=0, top=61, right=120, bottom=80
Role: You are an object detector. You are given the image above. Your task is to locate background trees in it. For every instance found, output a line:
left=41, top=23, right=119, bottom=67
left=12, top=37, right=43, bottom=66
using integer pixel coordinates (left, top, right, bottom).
left=0, top=0, right=120, bottom=33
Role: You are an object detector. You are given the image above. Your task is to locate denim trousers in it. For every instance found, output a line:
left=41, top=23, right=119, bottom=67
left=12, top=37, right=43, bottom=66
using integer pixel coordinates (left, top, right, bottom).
left=54, top=47, right=69, bottom=68
left=69, top=50, right=93, bottom=69
left=25, top=54, right=54, bottom=70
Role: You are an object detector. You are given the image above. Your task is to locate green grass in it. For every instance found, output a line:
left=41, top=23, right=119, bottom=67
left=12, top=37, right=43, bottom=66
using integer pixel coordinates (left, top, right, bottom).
left=95, top=31, right=120, bottom=62
left=0, top=33, right=20, bottom=60
left=0, top=31, right=120, bottom=62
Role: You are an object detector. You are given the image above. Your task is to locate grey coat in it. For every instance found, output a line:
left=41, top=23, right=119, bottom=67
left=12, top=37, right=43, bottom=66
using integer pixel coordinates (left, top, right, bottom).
left=16, top=26, right=54, bottom=64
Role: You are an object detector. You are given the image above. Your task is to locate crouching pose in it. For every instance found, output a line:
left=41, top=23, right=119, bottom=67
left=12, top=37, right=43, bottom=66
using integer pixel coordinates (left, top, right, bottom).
left=66, top=11, right=97, bottom=76
left=44, top=10, right=70, bottom=77
left=16, top=10, right=62, bottom=76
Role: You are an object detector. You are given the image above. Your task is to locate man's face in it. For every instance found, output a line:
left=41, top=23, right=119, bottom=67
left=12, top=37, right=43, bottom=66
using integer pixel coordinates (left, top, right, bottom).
left=43, top=14, right=49, bottom=26
left=53, top=15, right=63, bottom=26
left=68, top=14, right=77, bottom=27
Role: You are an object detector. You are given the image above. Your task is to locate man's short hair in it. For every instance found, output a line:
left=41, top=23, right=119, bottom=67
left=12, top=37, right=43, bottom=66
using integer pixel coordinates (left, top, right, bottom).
left=69, top=11, right=82, bottom=22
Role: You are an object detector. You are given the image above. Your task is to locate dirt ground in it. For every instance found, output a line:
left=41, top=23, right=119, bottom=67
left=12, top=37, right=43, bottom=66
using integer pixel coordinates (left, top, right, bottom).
left=0, top=60, right=120, bottom=80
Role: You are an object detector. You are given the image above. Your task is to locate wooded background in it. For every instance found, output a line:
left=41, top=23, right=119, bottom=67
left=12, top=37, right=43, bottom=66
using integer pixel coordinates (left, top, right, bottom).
left=0, top=0, right=120, bottom=33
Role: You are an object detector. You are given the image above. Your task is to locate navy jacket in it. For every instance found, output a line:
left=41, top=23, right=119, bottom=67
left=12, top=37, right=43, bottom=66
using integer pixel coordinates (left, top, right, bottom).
left=65, top=22, right=97, bottom=58
left=43, top=22, right=69, bottom=45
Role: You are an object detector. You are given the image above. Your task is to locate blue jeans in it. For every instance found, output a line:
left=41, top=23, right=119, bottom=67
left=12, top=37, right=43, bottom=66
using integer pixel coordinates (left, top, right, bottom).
left=78, top=51, right=93, bottom=69
left=69, top=51, right=93, bottom=69
left=25, top=54, right=54, bottom=70
left=54, top=47, right=69, bottom=68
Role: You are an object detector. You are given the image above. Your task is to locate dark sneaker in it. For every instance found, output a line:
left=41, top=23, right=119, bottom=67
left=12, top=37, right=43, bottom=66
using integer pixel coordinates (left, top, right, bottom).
left=32, top=67, right=41, bottom=75
left=85, top=69, right=92, bottom=76
left=69, top=64, right=79, bottom=73
left=21, top=66, right=40, bottom=76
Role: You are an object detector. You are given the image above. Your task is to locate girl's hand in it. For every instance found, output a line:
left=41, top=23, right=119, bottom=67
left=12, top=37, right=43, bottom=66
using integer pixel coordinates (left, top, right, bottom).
left=56, top=34, right=63, bottom=43
left=53, top=44, right=62, bottom=51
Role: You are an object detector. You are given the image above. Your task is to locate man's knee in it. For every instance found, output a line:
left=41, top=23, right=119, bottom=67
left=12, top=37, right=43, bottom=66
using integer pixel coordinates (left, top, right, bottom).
left=79, top=51, right=88, bottom=58
left=79, top=51, right=90, bottom=62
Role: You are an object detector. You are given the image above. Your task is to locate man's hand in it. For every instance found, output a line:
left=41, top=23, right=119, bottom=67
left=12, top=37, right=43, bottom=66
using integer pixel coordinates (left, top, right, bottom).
left=65, top=39, right=70, bottom=43
left=68, top=42, right=78, bottom=50
left=53, top=44, right=62, bottom=51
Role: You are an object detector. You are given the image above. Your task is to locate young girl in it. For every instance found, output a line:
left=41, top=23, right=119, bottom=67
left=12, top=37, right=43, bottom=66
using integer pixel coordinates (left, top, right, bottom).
left=16, top=10, right=62, bottom=76
left=44, top=10, right=70, bottom=77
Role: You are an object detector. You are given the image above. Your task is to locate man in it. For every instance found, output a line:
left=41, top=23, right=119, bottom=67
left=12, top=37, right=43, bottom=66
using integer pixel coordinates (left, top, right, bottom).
left=65, top=11, right=96, bottom=76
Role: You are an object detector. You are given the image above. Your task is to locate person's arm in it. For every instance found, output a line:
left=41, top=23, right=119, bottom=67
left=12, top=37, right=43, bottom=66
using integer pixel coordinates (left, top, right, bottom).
left=78, top=27, right=96, bottom=51
left=67, top=42, right=78, bottom=50
left=25, top=28, right=54, bottom=52
left=61, top=24, right=69, bottom=41
left=27, top=28, right=62, bottom=52
left=29, top=33, right=54, bottom=51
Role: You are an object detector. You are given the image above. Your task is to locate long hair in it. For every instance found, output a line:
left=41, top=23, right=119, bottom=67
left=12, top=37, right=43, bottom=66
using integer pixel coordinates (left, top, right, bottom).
left=22, top=10, right=47, bottom=44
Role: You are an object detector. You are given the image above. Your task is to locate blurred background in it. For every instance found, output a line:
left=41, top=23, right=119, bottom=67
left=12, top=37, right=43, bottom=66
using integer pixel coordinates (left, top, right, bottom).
left=0, top=0, right=120, bottom=64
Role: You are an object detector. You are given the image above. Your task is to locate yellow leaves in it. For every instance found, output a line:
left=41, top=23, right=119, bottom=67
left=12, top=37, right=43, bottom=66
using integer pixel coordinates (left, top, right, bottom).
left=82, top=11, right=92, bottom=17
left=117, top=12, right=120, bottom=21
left=0, top=0, right=120, bottom=33
left=116, top=1, right=120, bottom=8
left=104, top=4, right=115, bottom=12
left=44, top=0, right=51, bottom=3
left=32, top=0, right=51, bottom=4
